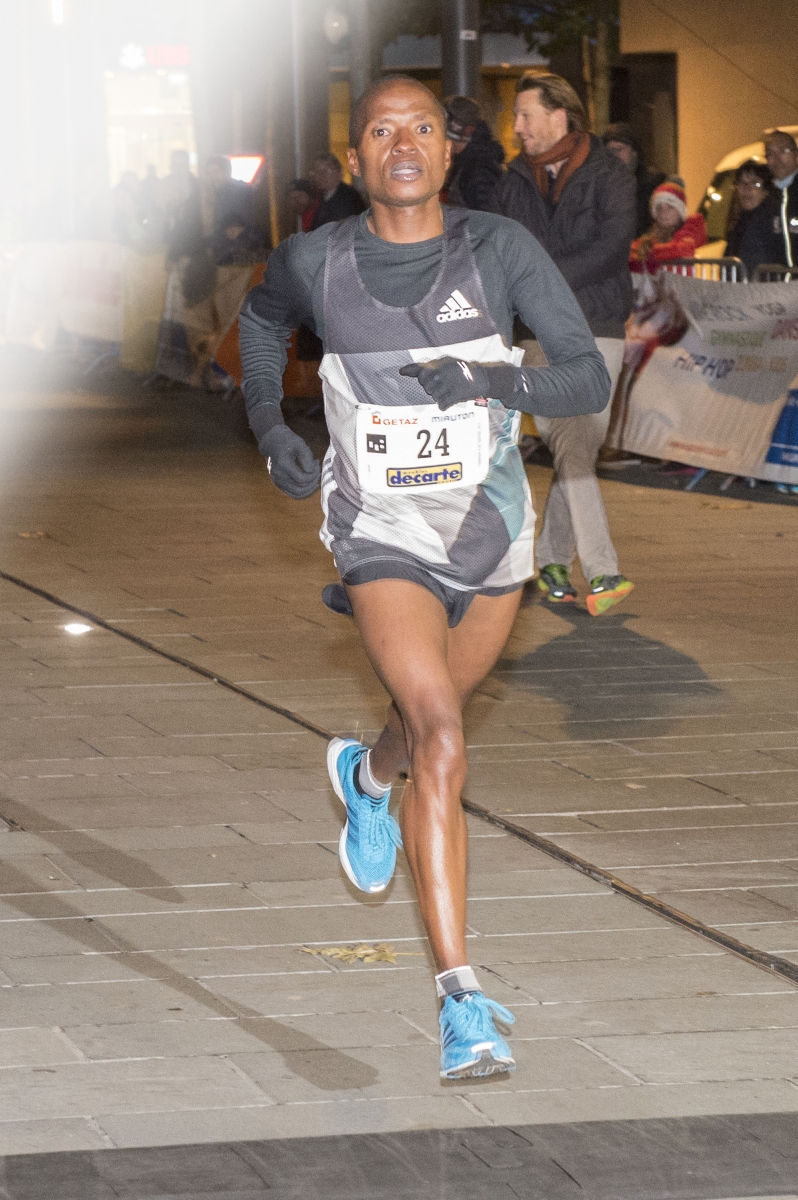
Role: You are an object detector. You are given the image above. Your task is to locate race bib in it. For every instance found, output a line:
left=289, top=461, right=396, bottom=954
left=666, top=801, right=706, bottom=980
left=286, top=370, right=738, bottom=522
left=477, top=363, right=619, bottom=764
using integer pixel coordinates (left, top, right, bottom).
left=355, top=401, right=490, bottom=494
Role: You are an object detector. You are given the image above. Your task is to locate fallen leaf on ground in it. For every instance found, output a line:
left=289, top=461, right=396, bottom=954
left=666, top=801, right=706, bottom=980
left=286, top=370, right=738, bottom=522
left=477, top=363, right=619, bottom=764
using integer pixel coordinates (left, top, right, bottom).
left=302, top=942, right=422, bottom=965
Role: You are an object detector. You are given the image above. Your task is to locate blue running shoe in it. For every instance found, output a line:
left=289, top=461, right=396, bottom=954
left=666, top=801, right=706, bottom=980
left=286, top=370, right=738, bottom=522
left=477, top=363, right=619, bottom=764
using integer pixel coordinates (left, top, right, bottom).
left=439, top=993, right=516, bottom=1079
left=327, top=737, right=402, bottom=894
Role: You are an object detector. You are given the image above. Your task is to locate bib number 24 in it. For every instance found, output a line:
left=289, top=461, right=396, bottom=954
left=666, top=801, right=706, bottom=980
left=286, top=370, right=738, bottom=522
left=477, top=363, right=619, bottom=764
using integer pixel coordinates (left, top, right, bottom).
left=355, top=402, right=490, bottom=495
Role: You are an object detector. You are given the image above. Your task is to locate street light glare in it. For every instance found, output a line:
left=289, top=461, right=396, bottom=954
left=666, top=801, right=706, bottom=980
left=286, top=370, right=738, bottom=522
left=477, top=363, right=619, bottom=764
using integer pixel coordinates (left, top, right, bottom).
left=63, top=623, right=92, bottom=635
left=229, top=155, right=264, bottom=184
left=51, top=0, right=65, bottom=25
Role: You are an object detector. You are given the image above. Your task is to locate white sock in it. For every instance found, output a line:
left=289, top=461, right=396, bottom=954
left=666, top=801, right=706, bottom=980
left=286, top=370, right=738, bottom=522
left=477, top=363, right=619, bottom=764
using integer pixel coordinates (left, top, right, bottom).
left=435, top=965, right=481, bottom=999
left=357, top=750, right=391, bottom=799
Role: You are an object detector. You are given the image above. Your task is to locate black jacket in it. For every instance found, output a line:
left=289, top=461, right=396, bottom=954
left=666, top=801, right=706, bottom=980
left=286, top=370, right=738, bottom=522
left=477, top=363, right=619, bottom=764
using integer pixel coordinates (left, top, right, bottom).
left=735, top=181, right=798, bottom=272
left=725, top=203, right=771, bottom=277
left=446, top=121, right=505, bottom=212
left=494, top=137, right=636, bottom=337
left=310, top=181, right=365, bottom=230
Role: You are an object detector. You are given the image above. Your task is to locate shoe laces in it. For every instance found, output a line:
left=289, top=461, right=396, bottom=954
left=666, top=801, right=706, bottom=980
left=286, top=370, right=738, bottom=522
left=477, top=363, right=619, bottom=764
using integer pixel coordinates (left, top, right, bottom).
left=590, top=574, right=624, bottom=592
left=353, top=796, right=402, bottom=862
left=443, top=993, right=515, bottom=1042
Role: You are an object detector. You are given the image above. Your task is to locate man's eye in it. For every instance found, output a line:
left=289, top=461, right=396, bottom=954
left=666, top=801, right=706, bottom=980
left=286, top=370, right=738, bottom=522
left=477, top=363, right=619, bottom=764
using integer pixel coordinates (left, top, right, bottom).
left=418, top=124, right=432, bottom=133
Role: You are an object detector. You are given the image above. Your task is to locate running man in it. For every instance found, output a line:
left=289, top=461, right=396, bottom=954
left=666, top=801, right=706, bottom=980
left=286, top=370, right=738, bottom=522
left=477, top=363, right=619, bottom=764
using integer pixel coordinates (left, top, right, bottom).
left=240, top=75, right=609, bottom=1079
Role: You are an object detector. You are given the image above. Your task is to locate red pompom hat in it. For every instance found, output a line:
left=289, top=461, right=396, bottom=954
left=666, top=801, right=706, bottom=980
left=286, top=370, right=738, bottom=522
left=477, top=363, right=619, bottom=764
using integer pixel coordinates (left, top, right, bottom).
left=649, top=176, right=687, bottom=222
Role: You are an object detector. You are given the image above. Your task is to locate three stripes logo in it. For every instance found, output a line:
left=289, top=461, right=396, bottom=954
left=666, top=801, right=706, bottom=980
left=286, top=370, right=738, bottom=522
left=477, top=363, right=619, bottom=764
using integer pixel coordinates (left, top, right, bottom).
left=436, top=289, right=480, bottom=323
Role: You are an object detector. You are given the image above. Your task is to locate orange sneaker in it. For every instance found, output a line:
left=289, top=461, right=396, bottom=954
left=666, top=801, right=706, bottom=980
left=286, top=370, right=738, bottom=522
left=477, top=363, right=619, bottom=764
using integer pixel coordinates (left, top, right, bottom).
left=586, top=575, right=634, bottom=616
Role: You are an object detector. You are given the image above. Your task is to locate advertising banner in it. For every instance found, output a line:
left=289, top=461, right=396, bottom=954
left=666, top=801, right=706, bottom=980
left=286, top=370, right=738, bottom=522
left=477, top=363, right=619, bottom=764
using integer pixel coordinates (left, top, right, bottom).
left=617, top=275, right=798, bottom=484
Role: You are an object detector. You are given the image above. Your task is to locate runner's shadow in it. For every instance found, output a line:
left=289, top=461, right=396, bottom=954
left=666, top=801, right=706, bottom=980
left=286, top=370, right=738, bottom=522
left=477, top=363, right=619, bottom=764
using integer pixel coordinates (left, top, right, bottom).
left=494, top=605, right=724, bottom=739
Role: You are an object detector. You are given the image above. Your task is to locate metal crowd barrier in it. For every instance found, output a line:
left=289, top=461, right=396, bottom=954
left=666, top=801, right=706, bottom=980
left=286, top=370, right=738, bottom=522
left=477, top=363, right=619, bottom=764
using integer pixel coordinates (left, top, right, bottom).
left=658, top=257, right=748, bottom=282
left=752, top=264, right=798, bottom=283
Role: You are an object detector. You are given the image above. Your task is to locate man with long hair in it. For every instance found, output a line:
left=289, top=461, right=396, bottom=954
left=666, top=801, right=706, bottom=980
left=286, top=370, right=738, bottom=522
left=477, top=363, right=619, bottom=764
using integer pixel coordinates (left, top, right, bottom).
left=495, top=73, right=636, bottom=616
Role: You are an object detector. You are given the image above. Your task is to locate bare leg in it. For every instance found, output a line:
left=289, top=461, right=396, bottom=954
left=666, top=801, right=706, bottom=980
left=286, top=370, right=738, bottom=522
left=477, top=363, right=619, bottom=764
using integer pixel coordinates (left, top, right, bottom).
left=346, top=581, right=521, bottom=972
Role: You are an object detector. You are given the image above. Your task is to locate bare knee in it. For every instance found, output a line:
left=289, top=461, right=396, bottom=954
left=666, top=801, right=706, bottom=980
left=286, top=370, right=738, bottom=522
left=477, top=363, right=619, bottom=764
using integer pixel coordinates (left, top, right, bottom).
left=405, top=706, right=465, bottom=771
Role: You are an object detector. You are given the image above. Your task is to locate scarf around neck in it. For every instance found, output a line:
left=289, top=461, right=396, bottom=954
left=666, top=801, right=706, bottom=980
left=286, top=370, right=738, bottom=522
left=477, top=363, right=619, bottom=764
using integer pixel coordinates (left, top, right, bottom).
left=523, top=130, right=591, bottom=204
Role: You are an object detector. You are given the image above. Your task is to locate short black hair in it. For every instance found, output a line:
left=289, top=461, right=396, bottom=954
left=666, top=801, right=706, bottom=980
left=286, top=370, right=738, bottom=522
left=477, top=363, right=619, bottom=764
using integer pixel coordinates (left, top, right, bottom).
left=734, top=159, right=772, bottom=186
left=349, top=74, right=446, bottom=149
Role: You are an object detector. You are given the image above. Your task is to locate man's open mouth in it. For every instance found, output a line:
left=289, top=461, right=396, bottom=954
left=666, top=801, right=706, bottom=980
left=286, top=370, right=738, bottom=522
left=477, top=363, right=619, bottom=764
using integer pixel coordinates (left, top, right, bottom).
left=390, top=162, right=423, bottom=181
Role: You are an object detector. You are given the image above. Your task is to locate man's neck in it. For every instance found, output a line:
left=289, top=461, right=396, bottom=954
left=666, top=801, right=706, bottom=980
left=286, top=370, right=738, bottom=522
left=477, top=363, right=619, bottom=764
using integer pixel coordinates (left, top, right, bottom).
left=774, top=170, right=797, bottom=190
left=367, top=195, right=444, bottom=244
left=324, top=184, right=339, bottom=201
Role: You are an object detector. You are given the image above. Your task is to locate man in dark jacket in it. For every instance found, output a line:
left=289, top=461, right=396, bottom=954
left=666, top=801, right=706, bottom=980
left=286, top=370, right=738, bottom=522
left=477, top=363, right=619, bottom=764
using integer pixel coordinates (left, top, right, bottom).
left=309, top=153, right=365, bottom=230
left=443, top=96, right=504, bottom=211
left=494, top=72, right=636, bottom=615
left=742, top=130, right=798, bottom=272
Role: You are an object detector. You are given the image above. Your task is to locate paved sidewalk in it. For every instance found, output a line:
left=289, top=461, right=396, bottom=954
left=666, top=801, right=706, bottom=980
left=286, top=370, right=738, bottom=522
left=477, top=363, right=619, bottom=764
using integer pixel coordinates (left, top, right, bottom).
left=0, top=353, right=797, bottom=1191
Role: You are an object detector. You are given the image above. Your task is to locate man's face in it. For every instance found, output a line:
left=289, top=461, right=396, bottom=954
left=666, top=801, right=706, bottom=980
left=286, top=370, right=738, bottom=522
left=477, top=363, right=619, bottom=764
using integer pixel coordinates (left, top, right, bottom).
left=765, top=137, right=798, bottom=181
left=289, top=189, right=312, bottom=215
left=513, top=89, right=568, bottom=157
left=605, top=139, right=633, bottom=167
left=347, top=83, right=450, bottom=208
left=312, top=160, right=341, bottom=195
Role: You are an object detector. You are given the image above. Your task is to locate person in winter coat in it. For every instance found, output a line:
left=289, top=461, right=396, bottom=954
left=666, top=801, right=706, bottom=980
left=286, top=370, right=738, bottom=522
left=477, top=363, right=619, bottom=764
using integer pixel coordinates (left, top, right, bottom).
left=442, top=96, right=505, bottom=211
left=629, top=177, right=706, bottom=273
left=737, top=130, right=798, bottom=274
left=493, top=71, right=636, bottom=616
left=724, top=160, right=773, bottom=276
left=602, top=122, right=666, bottom=237
left=309, top=153, right=365, bottom=230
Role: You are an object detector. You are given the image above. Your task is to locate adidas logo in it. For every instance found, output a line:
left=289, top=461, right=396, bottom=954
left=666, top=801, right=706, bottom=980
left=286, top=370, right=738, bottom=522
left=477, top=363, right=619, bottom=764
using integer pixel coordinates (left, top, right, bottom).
left=436, top=289, right=480, bottom=323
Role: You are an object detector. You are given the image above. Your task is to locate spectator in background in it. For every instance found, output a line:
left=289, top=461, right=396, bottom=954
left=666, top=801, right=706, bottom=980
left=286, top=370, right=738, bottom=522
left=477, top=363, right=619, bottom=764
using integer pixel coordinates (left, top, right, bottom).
left=289, top=178, right=320, bottom=232
left=137, top=165, right=160, bottom=224
left=743, top=130, right=798, bottom=271
left=602, top=122, right=665, bottom=237
left=629, top=177, right=706, bottom=273
left=309, top=153, right=364, bottom=229
left=111, top=171, right=142, bottom=244
left=155, top=155, right=263, bottom=389
left=725, top=160, right=773, bottom=276
left=442, top=95, right=504, bottom=210
left=494, top=71, right=636, bottom=616
left=161, top=149, right=199, bottom=245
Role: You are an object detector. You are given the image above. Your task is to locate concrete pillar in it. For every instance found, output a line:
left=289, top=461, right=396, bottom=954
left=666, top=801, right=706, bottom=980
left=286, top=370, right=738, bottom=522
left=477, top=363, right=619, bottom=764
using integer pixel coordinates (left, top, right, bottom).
left=441, top=0, right=481, bottom=100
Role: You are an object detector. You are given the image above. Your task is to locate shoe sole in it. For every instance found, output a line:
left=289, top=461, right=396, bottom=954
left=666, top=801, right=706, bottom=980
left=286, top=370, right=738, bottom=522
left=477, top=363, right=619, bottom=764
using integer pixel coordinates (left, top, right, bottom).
left=327, top=737, right=389, bottom=895
left=586, top=581, right=635, bottom=617
left=441, top=1049, right=516, bottom=1080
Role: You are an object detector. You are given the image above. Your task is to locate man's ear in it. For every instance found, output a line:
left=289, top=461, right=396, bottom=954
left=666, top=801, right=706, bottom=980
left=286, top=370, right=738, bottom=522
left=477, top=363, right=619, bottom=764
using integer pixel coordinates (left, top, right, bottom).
left=346, top=146, right=361, bottom=179
left=444, top=139, right=453, bottom=173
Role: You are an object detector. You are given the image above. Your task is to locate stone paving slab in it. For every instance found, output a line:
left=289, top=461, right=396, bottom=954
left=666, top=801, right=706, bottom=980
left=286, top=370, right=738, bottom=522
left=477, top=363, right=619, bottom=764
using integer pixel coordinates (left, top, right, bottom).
left=1, top=1114, right=798, bottom=1198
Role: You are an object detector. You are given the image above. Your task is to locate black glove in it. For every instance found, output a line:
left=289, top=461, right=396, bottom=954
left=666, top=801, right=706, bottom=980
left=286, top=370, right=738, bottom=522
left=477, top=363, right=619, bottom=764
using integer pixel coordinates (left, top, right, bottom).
left=399, top=358, right=519, bottom=410
left=399, top=358, right=490, bottom=410
left=258, top=425, right=320, bottom=499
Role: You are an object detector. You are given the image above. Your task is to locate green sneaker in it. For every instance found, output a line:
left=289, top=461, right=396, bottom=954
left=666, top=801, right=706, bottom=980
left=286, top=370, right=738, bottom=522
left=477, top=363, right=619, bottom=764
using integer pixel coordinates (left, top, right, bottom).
left=537, top=564, right=577, bottom=602
left=587, top=574, right=634, bottom=616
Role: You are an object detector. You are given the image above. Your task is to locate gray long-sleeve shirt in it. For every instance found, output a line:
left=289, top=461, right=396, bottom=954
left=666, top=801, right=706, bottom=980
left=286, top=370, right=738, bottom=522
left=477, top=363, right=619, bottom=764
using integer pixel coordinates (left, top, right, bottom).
left=240, top=209, right=609, bottom=446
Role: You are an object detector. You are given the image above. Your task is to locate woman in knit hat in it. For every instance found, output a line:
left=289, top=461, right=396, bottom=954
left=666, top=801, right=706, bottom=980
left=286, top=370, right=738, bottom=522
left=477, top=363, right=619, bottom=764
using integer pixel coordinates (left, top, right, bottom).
left=629, top=177, right=707, bottom=273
